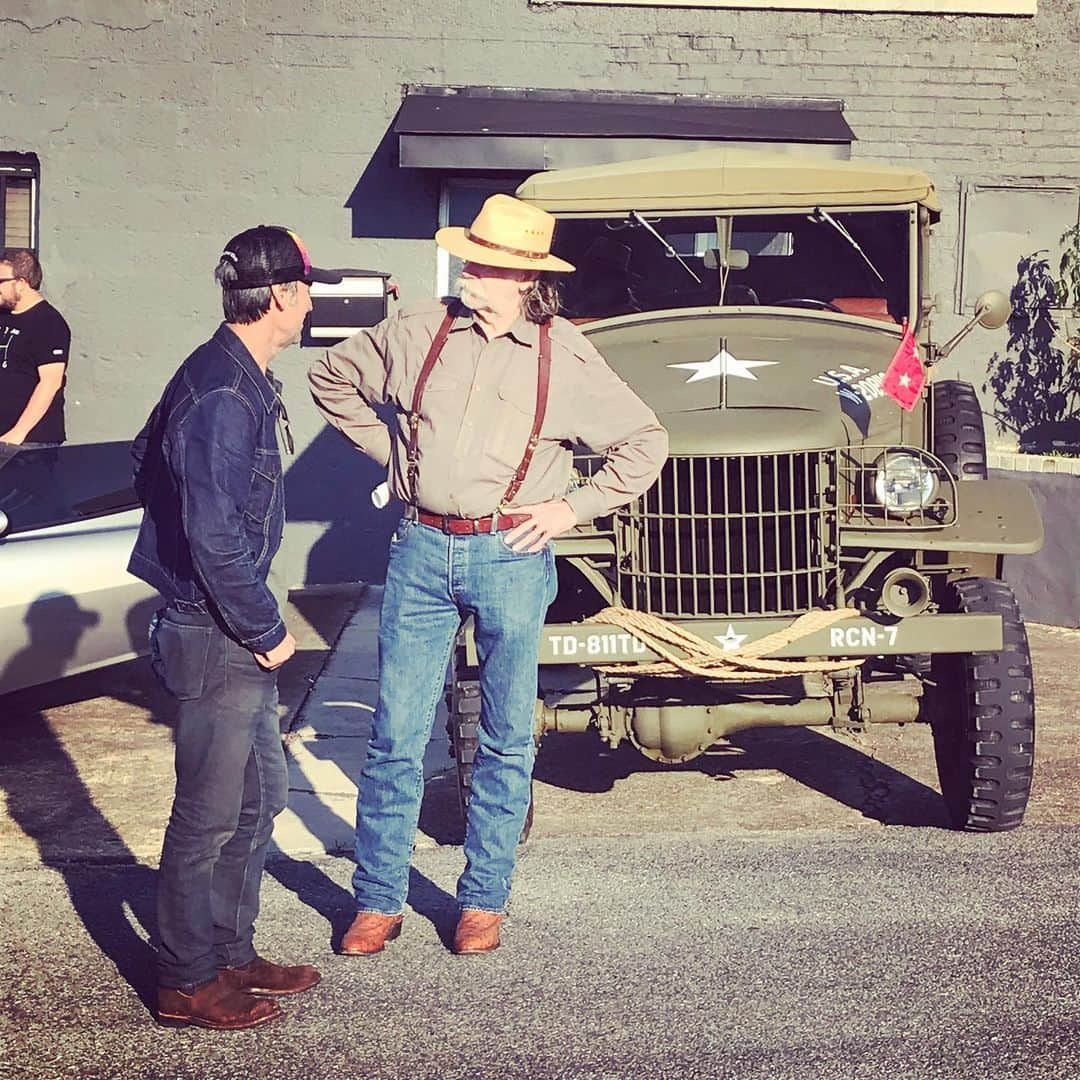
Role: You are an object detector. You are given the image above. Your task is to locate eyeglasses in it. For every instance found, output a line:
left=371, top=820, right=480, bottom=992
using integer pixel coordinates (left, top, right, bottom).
left=0, top=278, right=18, bottom=284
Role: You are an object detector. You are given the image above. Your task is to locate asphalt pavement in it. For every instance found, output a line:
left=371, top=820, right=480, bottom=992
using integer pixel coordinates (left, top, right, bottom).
left=1, top=589, right=1078, bottom=1079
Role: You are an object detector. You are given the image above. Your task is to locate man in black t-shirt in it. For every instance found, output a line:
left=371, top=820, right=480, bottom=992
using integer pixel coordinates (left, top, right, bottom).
left=0, top=248, right=71, bottom=445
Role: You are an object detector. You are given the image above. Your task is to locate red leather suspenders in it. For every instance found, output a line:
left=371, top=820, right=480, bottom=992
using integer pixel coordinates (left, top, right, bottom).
left=406, top=311, right=552, bottom=511
left=501, top=322, right=551, bottom=508
left=406, top=312, right=454, bottom=503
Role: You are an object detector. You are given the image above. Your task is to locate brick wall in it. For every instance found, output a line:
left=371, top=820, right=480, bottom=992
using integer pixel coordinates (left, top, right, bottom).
left=3, top=0, right=1076, bottom=583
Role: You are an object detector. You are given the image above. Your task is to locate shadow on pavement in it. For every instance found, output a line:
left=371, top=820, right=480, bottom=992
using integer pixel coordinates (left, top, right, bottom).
left=0, top=589, right=360, bottom=1014
left=418, top=772, right=465, bottom=847
left=264, top=854, right=355, bottom=948
left=406, top=864, right=460, bottom=949
left=266, top=854, right=457, bottom=951
left=0, top=595, right=171, bottom=1015
left=532, top=726, right=950, bottom=829
left=289, top=586, right=367, bottom=650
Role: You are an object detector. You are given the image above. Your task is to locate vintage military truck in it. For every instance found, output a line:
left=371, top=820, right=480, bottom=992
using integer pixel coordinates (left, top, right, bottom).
left=448, top=148, right=1042, bottom=834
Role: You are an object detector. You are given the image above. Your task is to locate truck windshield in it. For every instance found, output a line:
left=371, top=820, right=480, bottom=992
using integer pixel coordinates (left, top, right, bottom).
left=553, top=210, right=911, bottom=325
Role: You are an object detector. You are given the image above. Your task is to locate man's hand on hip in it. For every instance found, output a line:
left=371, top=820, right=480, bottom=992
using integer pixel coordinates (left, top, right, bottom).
left=254, top=631, right=296, bottom=670
left=504, top=499, right=577, bottom=553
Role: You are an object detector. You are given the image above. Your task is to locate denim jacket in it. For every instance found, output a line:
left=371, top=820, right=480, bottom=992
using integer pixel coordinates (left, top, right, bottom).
left=128, top=323, right=287, bottom=652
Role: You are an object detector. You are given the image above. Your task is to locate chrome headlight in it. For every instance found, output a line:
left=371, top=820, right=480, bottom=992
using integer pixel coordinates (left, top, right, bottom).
left=873, top=450, right=938, bottom=512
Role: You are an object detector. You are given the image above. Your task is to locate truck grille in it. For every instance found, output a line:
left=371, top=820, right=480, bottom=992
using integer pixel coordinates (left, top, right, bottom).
left=614, top=452, right=839, bottom=618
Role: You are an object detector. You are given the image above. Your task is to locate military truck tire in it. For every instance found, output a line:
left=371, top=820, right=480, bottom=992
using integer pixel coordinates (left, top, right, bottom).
left=933, top=380, right=987, bottom=481
left=907, top=381, right=991, bottom=684
left=447, top=641, right=480, bottom=830
left=446, top=639, right=536, bottom=844
left=927, top=577, right=1035, bottom=832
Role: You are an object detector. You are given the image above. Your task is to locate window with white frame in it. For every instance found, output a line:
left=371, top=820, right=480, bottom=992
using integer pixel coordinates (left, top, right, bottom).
left=0, top=153, right=39, bottom=250
left=957, top=180, right=1080, bottom=314
left=436, top=176, right=528, bottom=297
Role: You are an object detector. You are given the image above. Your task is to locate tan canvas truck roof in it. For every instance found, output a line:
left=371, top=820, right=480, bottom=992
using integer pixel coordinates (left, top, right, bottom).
left=515, top=147, right=941, bottom=214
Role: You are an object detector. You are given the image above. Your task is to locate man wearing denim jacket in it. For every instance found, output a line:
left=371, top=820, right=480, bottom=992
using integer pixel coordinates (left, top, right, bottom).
left=129, top=226, right=340, bottom=1030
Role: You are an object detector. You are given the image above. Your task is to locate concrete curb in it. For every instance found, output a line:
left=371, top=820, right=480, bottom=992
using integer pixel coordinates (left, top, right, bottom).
left=274, top=585, right=453, bottom=858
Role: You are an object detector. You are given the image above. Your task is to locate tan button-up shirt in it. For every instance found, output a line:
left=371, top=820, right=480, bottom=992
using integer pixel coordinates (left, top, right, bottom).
left=307, top=299, right=668, bottom=522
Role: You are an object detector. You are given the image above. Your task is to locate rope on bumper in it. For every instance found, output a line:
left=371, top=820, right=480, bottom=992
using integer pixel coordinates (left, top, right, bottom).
left=590, top=606, right=864, bottom=682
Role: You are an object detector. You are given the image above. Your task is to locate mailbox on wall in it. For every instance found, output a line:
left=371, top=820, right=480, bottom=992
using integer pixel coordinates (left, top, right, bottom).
left=302, top=269, right=391, bottom=347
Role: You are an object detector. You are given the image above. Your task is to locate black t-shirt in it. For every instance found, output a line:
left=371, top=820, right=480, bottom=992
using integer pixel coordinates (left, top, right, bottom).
left=0, top=299, right=71, bottom=443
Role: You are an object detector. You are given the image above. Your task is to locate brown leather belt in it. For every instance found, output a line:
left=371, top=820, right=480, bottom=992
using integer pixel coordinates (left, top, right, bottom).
left=416, top=509, right=529, bottom=535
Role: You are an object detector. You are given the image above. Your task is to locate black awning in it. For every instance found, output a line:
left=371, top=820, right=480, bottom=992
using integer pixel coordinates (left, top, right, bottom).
left=394, top=86, right=855, bottom=170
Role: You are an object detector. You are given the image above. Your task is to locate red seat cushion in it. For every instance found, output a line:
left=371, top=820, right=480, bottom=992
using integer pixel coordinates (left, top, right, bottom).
left=830, top=297, right=896, bottom=323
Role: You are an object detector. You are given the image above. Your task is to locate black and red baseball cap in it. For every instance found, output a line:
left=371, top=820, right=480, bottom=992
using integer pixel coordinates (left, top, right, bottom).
left=219, top=225, right=341, bottom=289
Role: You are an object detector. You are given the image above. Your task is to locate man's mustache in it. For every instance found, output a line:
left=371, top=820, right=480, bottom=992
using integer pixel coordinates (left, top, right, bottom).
left=457, top=278, right=494, bottom=313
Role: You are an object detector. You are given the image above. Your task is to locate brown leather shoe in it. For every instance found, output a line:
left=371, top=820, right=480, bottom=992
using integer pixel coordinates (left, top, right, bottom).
left=452, top=909, right=503, bottom=955
left=340, top=912, right=403, bottom=956
left=219, top=955, right=321, bottom=996
left=157, top=973, right=282, bottom=1030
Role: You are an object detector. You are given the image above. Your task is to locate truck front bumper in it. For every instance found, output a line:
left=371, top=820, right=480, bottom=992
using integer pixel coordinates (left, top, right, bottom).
left=508, top=612, right=1004, bottom=667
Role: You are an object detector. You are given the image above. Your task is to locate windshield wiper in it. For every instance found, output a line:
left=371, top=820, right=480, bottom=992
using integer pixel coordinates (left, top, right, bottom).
left=628, top=210, right=702, bottom=285
left=809, top=208, right=885, bottom=284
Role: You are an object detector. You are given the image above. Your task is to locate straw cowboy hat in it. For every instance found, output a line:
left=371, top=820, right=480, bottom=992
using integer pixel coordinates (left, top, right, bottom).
left=435, top=194, right=575, bottom=273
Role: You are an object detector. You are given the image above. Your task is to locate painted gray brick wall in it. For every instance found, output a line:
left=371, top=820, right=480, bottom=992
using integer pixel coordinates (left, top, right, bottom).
left=996, top=471, right=1080, bottom=628
left=3, top=0, right=1078, bottom=585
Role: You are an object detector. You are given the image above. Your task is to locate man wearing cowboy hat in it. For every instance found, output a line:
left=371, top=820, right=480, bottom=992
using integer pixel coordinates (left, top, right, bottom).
left=308, top=194, right=668, bottom=955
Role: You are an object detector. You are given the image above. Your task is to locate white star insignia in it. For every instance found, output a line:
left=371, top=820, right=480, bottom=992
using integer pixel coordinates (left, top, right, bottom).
left=713, top=624, right=749, bottom=652
left=898, top=373, right=912, bottom=388
left=669, top=347, right=778, bottom=383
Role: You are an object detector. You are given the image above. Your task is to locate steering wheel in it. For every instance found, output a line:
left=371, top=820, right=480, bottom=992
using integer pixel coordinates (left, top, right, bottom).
left=725, top=285, right=760, bottom=305
left=773, top=297, right=843, bottom=313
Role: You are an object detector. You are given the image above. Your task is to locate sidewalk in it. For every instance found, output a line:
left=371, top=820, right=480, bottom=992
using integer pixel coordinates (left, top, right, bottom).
left=274, top=585, right=454, bottom=857
left=6, top=590, right=1079, bottom=871
left=0, top=587, right=396, bottom=868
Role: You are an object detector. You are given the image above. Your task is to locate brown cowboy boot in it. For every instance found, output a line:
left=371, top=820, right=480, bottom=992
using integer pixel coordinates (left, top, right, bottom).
left=340, top=912, right=403, bottom=956
left=219, top=955, right=322, bottom=996
left=452, top=910, right=503, bottom=955
left=157, top=972, right=282, bottom=1030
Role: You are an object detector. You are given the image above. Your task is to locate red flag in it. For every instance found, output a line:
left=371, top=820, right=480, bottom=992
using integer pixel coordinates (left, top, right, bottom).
left=881, top=323, right=925, bottom=411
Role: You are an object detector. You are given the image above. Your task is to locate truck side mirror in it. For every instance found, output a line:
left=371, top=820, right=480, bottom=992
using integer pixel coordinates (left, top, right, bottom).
left=975, top=289, right=1010, bottom=330
left=936, top=289, right=1013, bottom=360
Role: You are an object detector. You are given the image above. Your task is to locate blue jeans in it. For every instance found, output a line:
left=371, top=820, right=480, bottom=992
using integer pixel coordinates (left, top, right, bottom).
left=353, top=517, right=556, bottom=915
left=151, top=605, right=287, bottom=989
